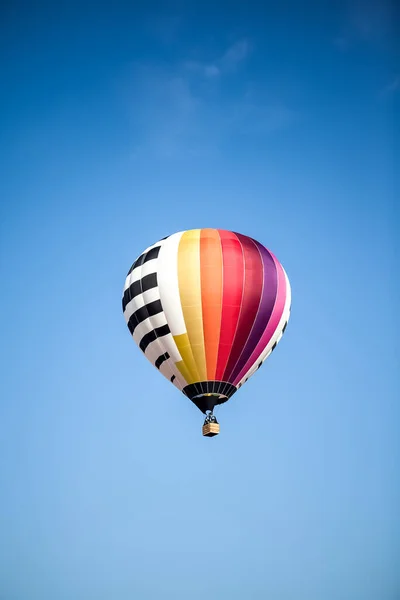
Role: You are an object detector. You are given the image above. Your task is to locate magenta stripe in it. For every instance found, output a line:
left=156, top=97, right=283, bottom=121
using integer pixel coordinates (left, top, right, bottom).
left=233, top=251, right=287, bottom=386
left=228, top=240, right=277, bottom=383
left=222, top=233, right=264, bottom=382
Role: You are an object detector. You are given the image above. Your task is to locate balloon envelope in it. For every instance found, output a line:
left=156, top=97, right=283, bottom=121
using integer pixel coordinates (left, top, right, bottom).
left=122, top=229, right=291, bottom=413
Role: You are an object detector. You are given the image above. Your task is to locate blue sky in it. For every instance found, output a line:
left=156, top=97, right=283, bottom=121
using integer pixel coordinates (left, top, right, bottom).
left=0, top=2, right=398, bottom=599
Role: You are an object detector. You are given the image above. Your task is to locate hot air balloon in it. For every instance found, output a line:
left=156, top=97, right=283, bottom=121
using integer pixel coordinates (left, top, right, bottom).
left=122, top=229, right=291, bottom=437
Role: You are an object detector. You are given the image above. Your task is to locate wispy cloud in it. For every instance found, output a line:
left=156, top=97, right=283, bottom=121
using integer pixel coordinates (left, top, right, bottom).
left=227, top=102, right=297, bottom=136
left=220, top=39, right=251, bottom=72
left=379, top=75, right=400, bottom=97
left=183, top=60, right=221, bottom=79
left=127, top=66, right=203, bottom=159
left=123, top=40, right=295, bottom=160
left=143, top=15, right=183, bottom=44
left=333, top=36, right=349, bottom=52
left=183, top=38, right=251, bottom=79
left=333, top=0, right=394, bottom=50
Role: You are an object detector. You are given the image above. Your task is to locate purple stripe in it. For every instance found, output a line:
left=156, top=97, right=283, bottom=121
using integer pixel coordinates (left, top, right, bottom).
left=229, top=240, right=278, bottom=383
left=233, top=252, right=287, bottom=386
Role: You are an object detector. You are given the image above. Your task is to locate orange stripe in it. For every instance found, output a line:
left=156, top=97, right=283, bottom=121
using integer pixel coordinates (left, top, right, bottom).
left=200, top=229, right=223, bottom=380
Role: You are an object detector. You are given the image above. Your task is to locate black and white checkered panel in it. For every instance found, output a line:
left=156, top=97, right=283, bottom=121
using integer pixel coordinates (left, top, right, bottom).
left=122, top=240, right=186, bottom=391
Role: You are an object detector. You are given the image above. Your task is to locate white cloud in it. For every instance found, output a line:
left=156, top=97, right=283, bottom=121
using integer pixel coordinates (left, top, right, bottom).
left=126, top=64, right=214, bottom=159
left=183, top=38, right=251, bottom=79
left=334, top=0, right=394, bottom=50
left=226, top=101, right=297, bottom=136
left=333, top=36, right=348, bottom=52
left=204, top=64, right=221, bottom=78
left=220, top=39, right=250, bottom=71
left=143, top=15, right=182, bottom=44
left=385, top=75, right=399, bottom=93
left=183, top=60, right=220, bottom=78
left=123, top=40, right=295, bottom=160
left=380, top=75, right=400, bottom=97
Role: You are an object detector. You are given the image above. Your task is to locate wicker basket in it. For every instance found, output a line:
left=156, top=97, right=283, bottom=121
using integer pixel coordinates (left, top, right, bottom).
left=202, top=422, right=220, bottom=437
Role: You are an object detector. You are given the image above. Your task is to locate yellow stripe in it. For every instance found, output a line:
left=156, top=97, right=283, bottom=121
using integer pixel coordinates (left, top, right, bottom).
left=177, top=230, right=207, bottom=382
left=173, top=334, right=199, bottom=383
left=175, top=360, right=194, bottom=385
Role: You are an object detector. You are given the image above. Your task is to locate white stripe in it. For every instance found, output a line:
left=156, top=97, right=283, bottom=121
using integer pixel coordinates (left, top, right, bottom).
left=123, top=287, right=160, bottom=322
left=133, top=312, right=167, bottom=346
left=152, top=231, right=188, bottom=386
left=144, top=340, right=168, bottom=364
left=140, top=259, right=159, bottom=279
left=141, top=332, right=187, bottom=390
left=123, top=268, right=140, bottom=298
left=144, top=340, right=186, bottom=389
left=159, top=360, right=184, bottom=390
left=161, top=333, right=183, bottom=363
left=157, top=232, right=186, bottom=336
left=125, top=236, right=188, bottom=389
left=123, top=241, right=161, bottom=291
left=123, top=252, right=162, bottom=319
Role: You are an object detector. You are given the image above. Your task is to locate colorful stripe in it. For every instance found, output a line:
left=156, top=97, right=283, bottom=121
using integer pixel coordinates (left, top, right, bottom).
left=215, top=230, right=245, bottom=380
left=232, top=251, right=287, bottom=386
left=229, top=238, right=278, bottom=382
left=222, top=233, right=264, bottom=381
left=235, top=267, right=291, bottom=387
left=200, top=229, right=223, bottom=381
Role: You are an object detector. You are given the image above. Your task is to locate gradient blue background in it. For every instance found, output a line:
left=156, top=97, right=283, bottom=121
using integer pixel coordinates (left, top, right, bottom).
left=0, top=2, right=398, bottom=599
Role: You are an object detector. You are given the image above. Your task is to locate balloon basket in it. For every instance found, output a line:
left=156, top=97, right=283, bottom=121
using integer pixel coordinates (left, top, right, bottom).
left=202, top=422, right=220, bottom=437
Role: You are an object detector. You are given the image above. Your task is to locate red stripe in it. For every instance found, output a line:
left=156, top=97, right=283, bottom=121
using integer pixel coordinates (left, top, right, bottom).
left=222, top=233, right=264, bottom=381
left=215, top=230, right=244, bottom=380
